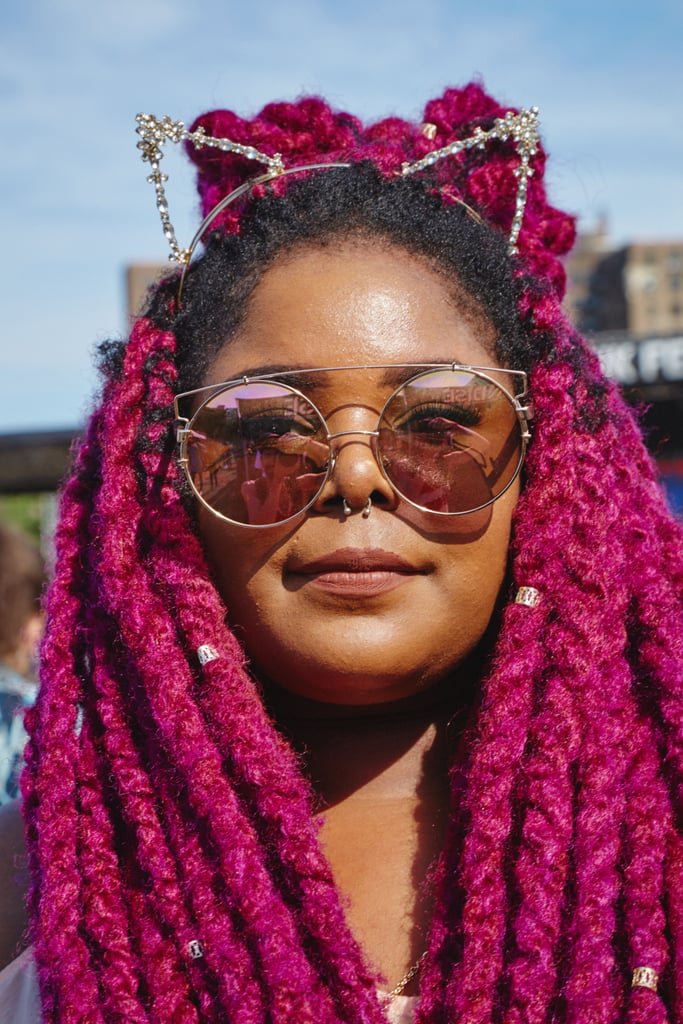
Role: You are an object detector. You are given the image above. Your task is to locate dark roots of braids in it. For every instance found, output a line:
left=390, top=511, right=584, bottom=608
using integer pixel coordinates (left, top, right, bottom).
left=144, top=164, right=537, bottom=390
left=25, top=162, right=683, bottom=1024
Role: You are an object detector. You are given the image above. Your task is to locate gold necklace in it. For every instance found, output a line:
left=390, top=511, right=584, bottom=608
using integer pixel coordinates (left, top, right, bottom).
left=382, top=950, right=427, bottom=1004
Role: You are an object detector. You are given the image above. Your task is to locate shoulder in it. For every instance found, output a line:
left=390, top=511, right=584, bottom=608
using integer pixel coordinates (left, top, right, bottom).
left=0, top=800, right=30, bottom=971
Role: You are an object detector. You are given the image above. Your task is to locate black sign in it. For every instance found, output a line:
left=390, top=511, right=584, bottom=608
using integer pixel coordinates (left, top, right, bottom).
left=594, top=333, right=683, bottom=386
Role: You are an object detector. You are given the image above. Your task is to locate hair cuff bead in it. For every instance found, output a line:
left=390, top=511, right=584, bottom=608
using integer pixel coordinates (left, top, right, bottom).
left=632, top=966, right=659, bottom=991
left=197, top=644, right=220, bottom=665
left=187, top=940, right=204, bottom=960
left=515, top=586, right=541, bottom=608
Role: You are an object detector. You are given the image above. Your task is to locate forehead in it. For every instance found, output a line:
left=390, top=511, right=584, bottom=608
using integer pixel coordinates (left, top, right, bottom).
left=206, top=241, right=498, bottom=384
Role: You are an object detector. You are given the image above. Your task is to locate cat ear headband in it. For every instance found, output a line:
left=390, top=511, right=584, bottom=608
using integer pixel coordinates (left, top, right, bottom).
left=135, top=105, right=540, bottom=287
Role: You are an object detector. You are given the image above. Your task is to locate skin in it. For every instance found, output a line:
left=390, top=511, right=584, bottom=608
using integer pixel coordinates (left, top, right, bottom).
left=198, top=238, right=520, bottom=988
left=200, top=240, right=519, bottom=707
left=0, top=238, right=521, bottom=991
left=2, top=611, right=44, bottom=678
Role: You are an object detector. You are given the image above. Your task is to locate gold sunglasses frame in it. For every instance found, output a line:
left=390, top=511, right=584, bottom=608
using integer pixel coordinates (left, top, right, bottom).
left=173, top=363, right=532, bottom=528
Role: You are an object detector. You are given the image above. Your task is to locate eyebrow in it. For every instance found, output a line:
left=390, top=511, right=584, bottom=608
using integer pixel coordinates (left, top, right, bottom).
left=241, top=365, right=333, bottom=390
left=378, top=363, right=460, bottom=388
left=225, top=360, right=468, bottom=390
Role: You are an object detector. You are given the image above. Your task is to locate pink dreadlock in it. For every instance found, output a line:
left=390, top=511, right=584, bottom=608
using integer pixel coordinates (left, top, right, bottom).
left=23, top=82, right=683, bottom=1024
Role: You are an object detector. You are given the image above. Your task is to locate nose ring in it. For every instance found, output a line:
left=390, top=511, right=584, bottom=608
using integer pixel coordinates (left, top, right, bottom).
left=342, top=497, right=372, bottom=518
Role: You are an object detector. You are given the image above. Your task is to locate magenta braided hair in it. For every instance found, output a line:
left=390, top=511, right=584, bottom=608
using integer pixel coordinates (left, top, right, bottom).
left=23, top=82, right=683, bottom=1023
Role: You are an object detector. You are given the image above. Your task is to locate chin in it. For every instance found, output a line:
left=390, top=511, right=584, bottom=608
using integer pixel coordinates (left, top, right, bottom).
left=251, top=643, right=462, bottom=709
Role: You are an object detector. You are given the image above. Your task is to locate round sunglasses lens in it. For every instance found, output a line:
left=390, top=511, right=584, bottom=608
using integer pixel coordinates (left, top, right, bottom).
left=187, top=383, right=329, bottom=525
left=378, top=369, right=523, bottom=514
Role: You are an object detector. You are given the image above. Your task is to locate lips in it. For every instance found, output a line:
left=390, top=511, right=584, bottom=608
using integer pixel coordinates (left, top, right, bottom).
left=286, top=547, right=427, bottom=597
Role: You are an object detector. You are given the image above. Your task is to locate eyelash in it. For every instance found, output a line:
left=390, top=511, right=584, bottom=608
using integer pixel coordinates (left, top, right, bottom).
left=393, top=402, right=483, bottom=431
left=242, top=411, right=321, bottom=438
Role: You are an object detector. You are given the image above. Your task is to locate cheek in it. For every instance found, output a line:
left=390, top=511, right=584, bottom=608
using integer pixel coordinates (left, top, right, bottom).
left=425, top=512, right=515, bottom=683
left=437, top=484, right=517, bottom=605
left=198, top=510, right=291, bottom=616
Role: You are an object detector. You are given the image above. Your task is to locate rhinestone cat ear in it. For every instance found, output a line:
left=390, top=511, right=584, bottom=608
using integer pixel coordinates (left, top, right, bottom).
left=136, top=105, right=540, bottom=265
left=400, top=107, right=540, bottom=255
left=135, top=113, right=285, bottom=265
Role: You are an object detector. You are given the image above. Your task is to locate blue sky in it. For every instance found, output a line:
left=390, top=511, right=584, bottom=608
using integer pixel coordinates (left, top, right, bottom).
left=1, top=0, right=681, bottom=433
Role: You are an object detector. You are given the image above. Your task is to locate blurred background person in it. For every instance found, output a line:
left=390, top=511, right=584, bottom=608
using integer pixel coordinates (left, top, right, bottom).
left=0, top=523, right=45, bottom=805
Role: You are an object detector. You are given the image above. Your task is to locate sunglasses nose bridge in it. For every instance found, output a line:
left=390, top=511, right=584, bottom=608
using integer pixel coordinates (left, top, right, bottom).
left=314, top=427, right=396, bottom=512
left=325, top=428, right=383, bottom=484
left=326, top=428, right=380, bottom=444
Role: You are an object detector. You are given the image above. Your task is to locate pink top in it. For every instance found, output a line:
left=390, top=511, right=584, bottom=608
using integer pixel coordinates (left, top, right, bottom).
left=384, top=992, right=419, bottom=1023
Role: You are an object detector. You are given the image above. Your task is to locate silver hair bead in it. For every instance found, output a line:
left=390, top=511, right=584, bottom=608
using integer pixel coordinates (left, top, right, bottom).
left=197, top=644, right=220, bottom=665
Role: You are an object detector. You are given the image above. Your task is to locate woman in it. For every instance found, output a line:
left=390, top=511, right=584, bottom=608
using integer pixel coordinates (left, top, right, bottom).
left=1, top=82, right=681, bottom=1024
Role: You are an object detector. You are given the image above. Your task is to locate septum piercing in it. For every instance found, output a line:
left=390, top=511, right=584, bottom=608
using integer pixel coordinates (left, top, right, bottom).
left=343, top=497, right=372, bottom=518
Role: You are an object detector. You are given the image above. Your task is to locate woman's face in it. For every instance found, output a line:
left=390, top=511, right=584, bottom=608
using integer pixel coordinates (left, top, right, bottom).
left=198, top=240, right=519, bottom=705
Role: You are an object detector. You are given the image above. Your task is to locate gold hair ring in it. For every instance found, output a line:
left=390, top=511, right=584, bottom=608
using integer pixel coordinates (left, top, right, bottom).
left=515, top=586, right=541, bottom=608
left=631, top=966, right=659, bottom=991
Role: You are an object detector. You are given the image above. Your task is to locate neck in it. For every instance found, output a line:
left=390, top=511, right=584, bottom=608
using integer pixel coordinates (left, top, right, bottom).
left=263, top=673, right=475, bottom=808
left=263, top=676, right=475, bottom=992
left=261, top=672, right=480, bottom=992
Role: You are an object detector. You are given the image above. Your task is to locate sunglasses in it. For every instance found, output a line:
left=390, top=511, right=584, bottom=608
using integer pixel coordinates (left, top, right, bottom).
left=173, top=364, right=532, bottom=528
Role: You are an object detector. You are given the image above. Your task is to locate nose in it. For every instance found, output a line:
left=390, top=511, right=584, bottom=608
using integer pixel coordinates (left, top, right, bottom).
left=312, top=427, right=397, bottom=516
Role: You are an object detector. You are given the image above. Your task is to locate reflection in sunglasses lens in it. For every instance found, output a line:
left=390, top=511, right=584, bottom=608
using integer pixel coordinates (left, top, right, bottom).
left=189, top=383, right=329, bottom=525
left=185, top=371, right=523, bottom=524
left=379, top=370, right=521, bottom=514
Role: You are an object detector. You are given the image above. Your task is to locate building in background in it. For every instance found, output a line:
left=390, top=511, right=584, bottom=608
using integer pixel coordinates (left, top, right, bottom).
left=565, top=230, right=683, bottom=338
left=563, top=230, right=683, bottom=515
left=563, top=219, right=614, bottom=330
